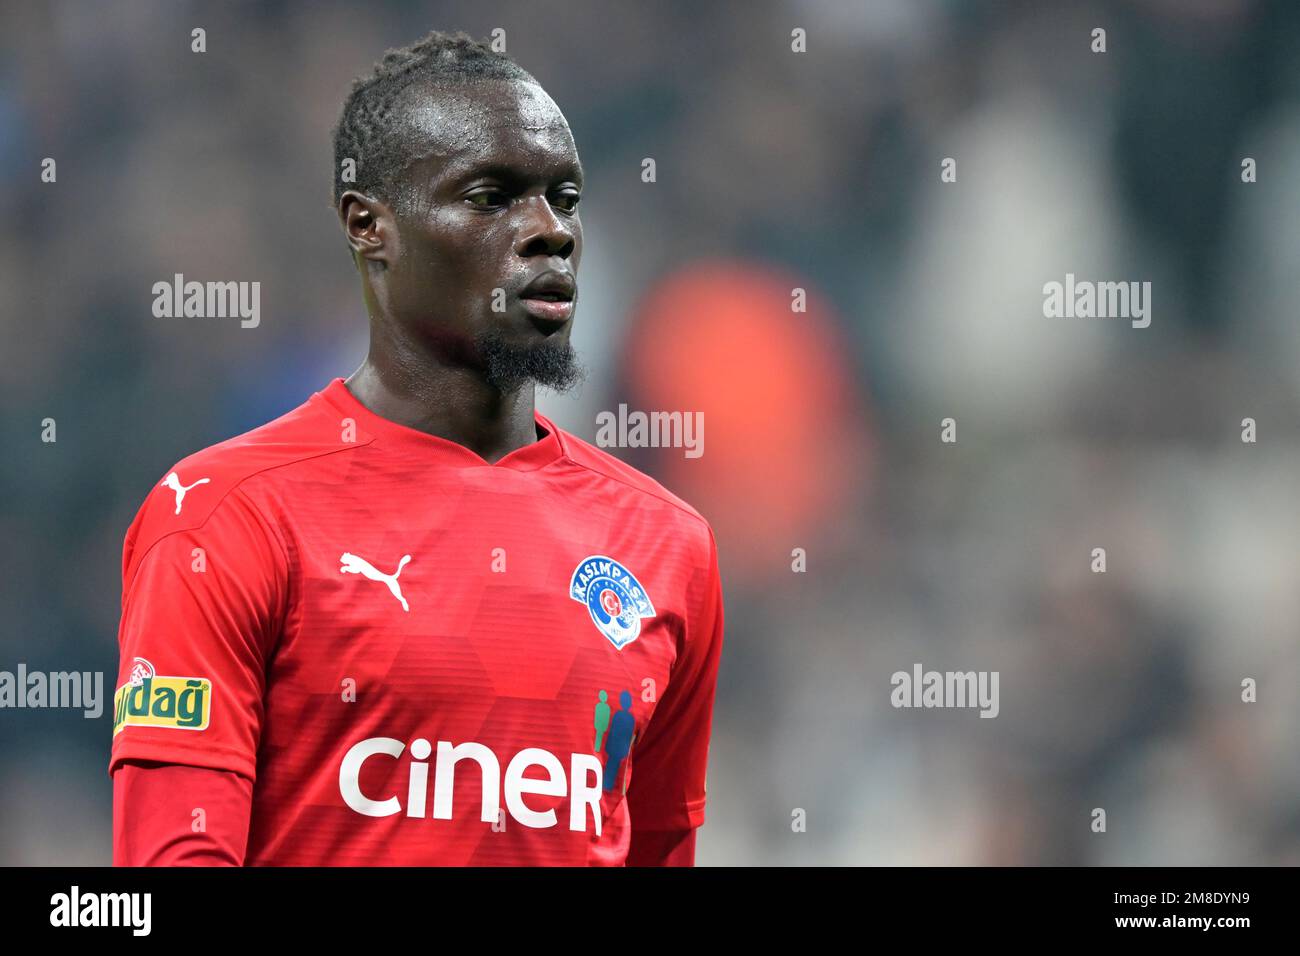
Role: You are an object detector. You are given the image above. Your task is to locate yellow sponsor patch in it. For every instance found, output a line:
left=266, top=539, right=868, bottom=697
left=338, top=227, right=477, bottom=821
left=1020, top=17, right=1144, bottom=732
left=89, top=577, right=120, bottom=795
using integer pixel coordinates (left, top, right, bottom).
left=113, top=675, right=211, bottom=735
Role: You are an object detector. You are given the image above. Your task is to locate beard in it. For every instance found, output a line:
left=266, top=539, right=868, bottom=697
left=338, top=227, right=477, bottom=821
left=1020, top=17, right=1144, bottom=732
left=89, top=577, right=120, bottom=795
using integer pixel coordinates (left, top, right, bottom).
left=477, top=327, right=586, bottom=394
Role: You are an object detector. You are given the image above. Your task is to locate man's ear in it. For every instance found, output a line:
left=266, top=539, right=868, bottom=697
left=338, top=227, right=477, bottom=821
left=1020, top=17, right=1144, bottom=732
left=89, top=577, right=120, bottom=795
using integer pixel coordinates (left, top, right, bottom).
left=338, top=190, right=397, bottom=265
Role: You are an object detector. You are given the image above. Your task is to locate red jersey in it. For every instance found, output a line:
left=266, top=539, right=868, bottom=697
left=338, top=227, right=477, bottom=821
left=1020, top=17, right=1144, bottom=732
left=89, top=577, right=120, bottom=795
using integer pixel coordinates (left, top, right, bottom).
left=109, top=378, right=724, bottom=865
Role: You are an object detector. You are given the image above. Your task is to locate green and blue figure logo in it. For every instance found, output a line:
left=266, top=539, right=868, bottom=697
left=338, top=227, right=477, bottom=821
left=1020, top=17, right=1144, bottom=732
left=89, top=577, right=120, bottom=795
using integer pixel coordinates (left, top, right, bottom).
left=593, top=689, right=636, bottom=793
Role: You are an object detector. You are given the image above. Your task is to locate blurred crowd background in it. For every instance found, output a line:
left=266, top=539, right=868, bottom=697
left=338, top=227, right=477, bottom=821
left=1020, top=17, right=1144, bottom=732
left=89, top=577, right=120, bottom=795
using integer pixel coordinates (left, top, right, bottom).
left=2, top=0, right=1299, bottom=865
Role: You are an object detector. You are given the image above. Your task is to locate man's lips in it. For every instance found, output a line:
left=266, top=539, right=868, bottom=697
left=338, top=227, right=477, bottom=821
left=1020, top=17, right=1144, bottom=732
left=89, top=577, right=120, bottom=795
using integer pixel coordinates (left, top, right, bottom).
left=516, top=269, right=576, bottom=325
left=519, top=296, right=575, bottom=322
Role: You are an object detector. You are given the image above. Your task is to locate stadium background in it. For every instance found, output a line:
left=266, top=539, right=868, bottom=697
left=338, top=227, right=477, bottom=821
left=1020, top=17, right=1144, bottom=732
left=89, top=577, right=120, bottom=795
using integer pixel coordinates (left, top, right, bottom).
left=2, top=0, right=1299, bottom=864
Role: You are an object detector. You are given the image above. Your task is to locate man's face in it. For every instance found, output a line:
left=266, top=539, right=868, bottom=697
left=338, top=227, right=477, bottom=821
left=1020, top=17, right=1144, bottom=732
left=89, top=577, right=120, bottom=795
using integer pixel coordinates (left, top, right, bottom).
left=373, top=78, right=584, bottom=392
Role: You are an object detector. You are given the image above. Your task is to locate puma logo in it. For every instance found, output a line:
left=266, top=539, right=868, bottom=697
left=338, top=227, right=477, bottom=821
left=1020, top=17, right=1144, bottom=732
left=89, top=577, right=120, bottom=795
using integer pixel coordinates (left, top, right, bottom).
left=339, top=552, right=412, bottom=612
left=160, top=471, right=210, bottom=515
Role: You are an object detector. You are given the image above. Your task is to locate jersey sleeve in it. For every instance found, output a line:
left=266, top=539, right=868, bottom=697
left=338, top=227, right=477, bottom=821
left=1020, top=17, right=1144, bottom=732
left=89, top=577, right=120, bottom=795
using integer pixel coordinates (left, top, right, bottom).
left=625, top=825, right=696, bottom=867
left=109, top=480, right=287, bottom=782
left=113, top=761, right=254, bottom=866
left=625, top=525, right=725, bottom=832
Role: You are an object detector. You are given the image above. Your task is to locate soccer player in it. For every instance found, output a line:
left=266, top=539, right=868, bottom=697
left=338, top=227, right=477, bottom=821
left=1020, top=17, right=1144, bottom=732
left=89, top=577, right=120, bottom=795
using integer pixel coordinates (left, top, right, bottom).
left=110, top=31, right=725, bottom=866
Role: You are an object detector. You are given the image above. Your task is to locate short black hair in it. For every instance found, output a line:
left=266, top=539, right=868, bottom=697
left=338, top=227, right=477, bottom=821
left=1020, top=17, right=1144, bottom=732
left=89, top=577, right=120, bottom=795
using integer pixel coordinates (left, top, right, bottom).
left=332, top=30, right=537, bottom=212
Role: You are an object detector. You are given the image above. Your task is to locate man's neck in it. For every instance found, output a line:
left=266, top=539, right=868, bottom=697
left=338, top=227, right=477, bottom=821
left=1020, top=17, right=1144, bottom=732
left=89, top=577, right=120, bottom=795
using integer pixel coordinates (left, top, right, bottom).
left=343, top=359, right=540, bottom=464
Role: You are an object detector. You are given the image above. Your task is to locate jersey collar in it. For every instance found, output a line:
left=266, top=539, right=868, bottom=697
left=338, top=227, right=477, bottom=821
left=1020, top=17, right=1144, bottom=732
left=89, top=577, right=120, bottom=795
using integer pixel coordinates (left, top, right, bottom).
left=314, top=377, right=567, bottom=471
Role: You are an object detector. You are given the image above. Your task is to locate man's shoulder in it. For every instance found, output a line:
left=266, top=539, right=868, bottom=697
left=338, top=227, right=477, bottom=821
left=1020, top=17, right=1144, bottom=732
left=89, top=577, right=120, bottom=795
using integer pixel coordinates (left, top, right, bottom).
left=122, top=389, right=360, bottom=569
left=168, top=389, right=357, bottom=485
left=552, top=418, right=714, bottom=544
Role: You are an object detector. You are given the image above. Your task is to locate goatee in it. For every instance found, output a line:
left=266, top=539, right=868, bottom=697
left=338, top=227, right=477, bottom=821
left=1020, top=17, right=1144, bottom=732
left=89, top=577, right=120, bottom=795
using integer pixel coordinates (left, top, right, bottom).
left=478, top=329, right=585, bottom=394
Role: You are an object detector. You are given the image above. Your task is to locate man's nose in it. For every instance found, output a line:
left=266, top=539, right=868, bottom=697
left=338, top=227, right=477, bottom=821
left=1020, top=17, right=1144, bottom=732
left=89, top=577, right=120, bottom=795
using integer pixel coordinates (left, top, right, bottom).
left=514, top=196, right=576, bottom=259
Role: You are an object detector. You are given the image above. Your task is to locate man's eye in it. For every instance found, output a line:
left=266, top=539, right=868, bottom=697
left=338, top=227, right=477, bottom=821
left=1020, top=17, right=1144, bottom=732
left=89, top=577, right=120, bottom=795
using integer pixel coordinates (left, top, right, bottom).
left=467, top=190, right=506, bottom=208
left=553, top=193, right=581, bottom=212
